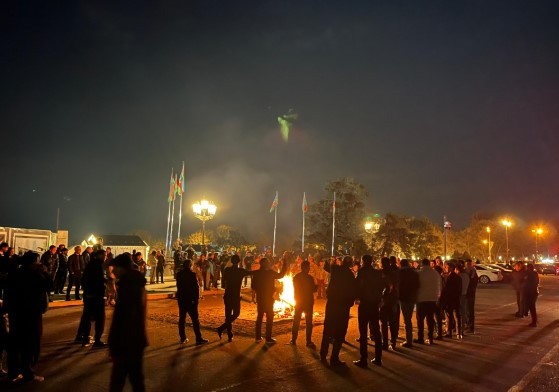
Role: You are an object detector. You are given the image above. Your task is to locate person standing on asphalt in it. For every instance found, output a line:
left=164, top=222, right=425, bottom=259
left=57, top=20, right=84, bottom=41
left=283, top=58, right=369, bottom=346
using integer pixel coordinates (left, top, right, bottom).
left=379, top=257, right=399, bottom=350
left=252, top=252, right=289, bottom=343
left=6, top=251, right=52, bottom=383
left=523, top=263, right=539, bottom=327
left=456, top=264, right=470, bottom=338
left=465, top=259, right=478, bottom=332
left=320, top=256, right=356, bottom=366
left=76, top=249, right=107, bottom=347
left=415, top=259, right=441, bottom=345
left=398, top=259, right=419, bottom=348
left=54, top=247, right=68, bottom=295
left=155, top=250, right=166, bottom=284
left=511, top=262, right=527, bottom=318
left=176, top=259, right=208, bottom=345
left=217, top=254, right=252, bottom=342
left=290, top=260, right=317, bottom=347
left=66, top=246, right=84, bottom=301
left=108, top=253, right=148, bottom=392
left=40, top=245, right=58, bottom=301
left=353, top=255, right=387, bottom=368
left=441, top=262, right=462, bottom=339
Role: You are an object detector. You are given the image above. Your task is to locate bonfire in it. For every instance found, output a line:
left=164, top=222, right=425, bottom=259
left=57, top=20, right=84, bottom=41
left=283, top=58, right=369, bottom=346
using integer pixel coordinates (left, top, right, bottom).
left=273, top=274, right=296, bottom=318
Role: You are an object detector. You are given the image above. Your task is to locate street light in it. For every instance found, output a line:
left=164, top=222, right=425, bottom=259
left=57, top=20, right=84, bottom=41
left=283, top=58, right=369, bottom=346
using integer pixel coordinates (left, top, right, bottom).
left=531, top=227, right=543, bottom=262
left=501, top=219, right=512, bottom=262
left=192, top=200, right=217, bottom=248
left=485, top=226, right=491, bottom=261
left=364, top=222, right=374, bottom=233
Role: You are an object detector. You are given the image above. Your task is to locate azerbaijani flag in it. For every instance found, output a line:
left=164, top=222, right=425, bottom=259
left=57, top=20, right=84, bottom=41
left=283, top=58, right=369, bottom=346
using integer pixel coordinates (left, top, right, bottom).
left=270, top=191, right=278, bottom=213
left=168, top=172, right=176, bottom=203
left=177, top=162, right=185, bottom=196
left=302, top=192, right=308, bottom=213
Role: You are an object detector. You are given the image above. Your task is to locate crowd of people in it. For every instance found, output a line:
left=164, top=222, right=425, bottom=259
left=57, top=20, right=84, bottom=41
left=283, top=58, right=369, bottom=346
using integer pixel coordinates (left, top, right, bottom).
left=0, top=240, right=541, bottom=391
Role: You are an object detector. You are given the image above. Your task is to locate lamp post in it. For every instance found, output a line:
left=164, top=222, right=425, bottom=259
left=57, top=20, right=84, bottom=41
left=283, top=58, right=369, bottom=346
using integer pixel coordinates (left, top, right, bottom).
left=532, top=228, right=543, bottom=262
left=192, top=200, right=216, bottom=249
left=501, top=219, right=512, bottom=262
left=486, top=226, right=491, bottom=262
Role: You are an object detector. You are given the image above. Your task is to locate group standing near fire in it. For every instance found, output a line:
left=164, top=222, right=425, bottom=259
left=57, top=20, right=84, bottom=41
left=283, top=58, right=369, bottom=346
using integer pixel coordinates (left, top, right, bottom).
left=0, top=240, right=541, bottom=390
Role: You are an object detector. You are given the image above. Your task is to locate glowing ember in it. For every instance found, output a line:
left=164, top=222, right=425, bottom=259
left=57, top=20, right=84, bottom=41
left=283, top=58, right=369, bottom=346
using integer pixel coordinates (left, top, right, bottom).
left=274, top=274, right=296, bottom=318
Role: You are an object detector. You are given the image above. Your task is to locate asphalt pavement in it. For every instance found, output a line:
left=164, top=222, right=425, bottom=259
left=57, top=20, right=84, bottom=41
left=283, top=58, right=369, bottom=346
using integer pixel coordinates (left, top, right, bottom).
left=3, top=276, right=559, bottom=392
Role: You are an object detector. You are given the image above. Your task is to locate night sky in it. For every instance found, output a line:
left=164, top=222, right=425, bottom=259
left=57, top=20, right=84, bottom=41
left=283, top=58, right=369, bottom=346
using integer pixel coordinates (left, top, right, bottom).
left=2, top=1, right=559, bottom=246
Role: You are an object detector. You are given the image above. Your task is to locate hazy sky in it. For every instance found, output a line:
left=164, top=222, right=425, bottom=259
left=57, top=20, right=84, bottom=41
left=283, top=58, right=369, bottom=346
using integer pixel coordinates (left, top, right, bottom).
left=2, top=1, right=558, bottom=246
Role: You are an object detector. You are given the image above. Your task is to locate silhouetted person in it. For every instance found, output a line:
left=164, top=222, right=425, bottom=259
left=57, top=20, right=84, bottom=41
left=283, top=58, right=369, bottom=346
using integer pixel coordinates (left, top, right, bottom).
left=398, top=259, right=419, bottom=347
left=66, top=246, right=84, bottom=301
left=320, top=256, right=356, bottom=366
left=442, top=262, right=462, bottom=338
left=217, top=254, right=252, bottom=342
left=6, top=251, right=52, bottom=382
left=155, top=251, right=165, bottom=283
left=252, top=252, right=289, bottom=343
left=415, top=259, right=441, bottom=344
left=380, top=257, right=399, bottom=350
left=290, top=260, right=317, bottom=346
left=176, top=259, right=208, bottom=345
left=109, top=253, right=148, bottom=392
left=523, top=263, right=539, bottom=327
left=54, top=247, right=68, bottom=294
left=511, top=262, right=526, bottom=317
left=465, top=259, right=478, bottom=332
left=40, top=245, right=58, bottom=301
left=76, top=249, right=107, bottom=346
left=353, top=255, right=387, bottom=368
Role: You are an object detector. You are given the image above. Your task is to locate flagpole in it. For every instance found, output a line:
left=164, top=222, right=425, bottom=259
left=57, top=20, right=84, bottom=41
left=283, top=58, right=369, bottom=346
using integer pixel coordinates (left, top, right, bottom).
left=272, top=191, right=277, bottom=258
left=302, top=192, right=305, bottom=253
left=331, top=192, right=336, bottom=257
left=165, top=168, right=173, bottom=257
left=177, top=162, right=184, bottom=242
left=170, top=198, right=176, bottom=253
left=165, top=199, right=171, bottom=256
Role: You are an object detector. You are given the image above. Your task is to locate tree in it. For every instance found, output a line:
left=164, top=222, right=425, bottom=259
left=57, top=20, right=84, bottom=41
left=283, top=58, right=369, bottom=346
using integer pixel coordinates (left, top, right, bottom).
left=128, top=229, right=165, bottom=251
left=306, top=178, right=368, bottom=253
left=186, top=229, right=215, bottom=245
left=214, top=225, right=248, bottom=248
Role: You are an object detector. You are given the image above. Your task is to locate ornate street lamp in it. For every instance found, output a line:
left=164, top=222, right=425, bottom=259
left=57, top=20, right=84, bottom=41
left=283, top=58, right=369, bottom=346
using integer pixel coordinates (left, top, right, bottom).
left=192, top=200, right=216, bottom=248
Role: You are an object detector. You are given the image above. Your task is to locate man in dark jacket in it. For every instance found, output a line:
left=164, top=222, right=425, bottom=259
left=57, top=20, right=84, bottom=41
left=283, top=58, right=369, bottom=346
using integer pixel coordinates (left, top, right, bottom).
left=40, top=246, right=58, bottom=301
left=353, top=255, right=387, bottom=368
left=252, top=252, right=289, bottom=343
left=217, top=255, right=252, bottom=342
left=176, top=259, right=208, bottom=345
left=320, top=256, right=356, bottom=366
left=399, top=259, right=419, bottom=347
left=6, top=251, right=52, bottom=382
left=441, top=262, right=463, bottom=338
left=523, top=263, right=539, bottom=327
left=108, top=253, right=148, bottom=392
left=511, top=262, right=526, bottom=317
left=66, top=246, right=84, bottom=301
left=76, top=250, right=107, bottom=346
left=380, top=257, right=400, bottom=350
left=54, top=248, right=68, bottom=294
left=290, top=260, right=317, bottom=346
left=465, top=259, right=478, bottom=332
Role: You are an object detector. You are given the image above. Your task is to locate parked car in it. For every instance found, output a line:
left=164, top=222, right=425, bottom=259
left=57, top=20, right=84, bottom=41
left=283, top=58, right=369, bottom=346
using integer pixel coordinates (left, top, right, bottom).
left=474, top=265, right=503, bottom=284
left=487, top=264, right=512, bottom=282
left=534, top=263, right=558, bottom=275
